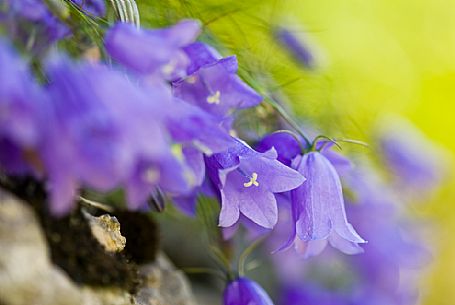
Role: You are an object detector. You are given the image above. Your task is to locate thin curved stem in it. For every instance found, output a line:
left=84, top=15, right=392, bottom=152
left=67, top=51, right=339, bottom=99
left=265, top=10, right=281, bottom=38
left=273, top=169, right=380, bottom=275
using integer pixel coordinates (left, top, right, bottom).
left=182, top=267, right=227, bottom=281
left=238, top=237, right=264, bottom=277
left=312, top=135, right=342, bottom=151
left=334, top=138, right=369, bottom=148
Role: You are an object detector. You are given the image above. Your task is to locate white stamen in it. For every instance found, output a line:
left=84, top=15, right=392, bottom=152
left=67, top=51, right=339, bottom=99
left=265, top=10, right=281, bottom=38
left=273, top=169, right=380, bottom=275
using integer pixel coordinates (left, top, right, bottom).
left=244, top=172, right=259, bottom=188
left=185, top=75, right=197, bottom=84
left=144, top=168, right=160, bottom=183
left=207, top=90, right=221, bottom=104
left=161, top=59, right=176, bottom=76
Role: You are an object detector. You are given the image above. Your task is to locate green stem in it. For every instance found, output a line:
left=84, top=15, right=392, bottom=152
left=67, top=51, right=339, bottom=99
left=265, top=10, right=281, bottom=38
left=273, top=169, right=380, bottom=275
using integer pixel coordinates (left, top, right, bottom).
left=238, top=237, right=264, bottom=277
left=335, top=138, right=369, bottom=148
left=312, top=135, right=343, bottom=151
left=182, top=267, right=227, bottom=281
left=236, top=70, right=312, bottom=149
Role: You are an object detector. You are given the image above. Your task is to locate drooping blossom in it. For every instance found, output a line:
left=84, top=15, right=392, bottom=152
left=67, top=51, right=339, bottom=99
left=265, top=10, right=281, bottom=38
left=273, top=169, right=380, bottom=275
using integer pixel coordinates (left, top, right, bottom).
left=290, top=152, right=366, bottom=257
left=277, top=164, right=429, bottom=305
left=0, top=39, right=47, bottom=175
left=104, top=19, right=201, bottom=78
left=224, top=277, right=274, bottom=305
left=206, top=140, right=305, bottom=229
left=255, top=132, right=362, bottom=256
left=173, top=42, right=263, bottom=118
left=42, top=55, right=187, bottom=214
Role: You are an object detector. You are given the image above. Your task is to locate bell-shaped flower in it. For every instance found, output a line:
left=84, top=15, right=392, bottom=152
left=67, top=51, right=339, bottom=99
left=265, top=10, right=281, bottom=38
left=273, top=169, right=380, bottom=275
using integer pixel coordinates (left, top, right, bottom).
left=1, top=0, right=70, bottom=52
left=42, top=56, right=183, bottom=214
left=0, top=40, right=47, bottom=175
left=291, top=152, right=366, bottom=257
left=173, top=42, right=263, bottom=118
left=166, top=98, right=235, bottom=155
left=206, top=140, right=305, bottom=229
left=104, top=20, right=201, bottom=78
left=377, top=117, right=446, bottom=194
left=224, top=277, right=274, bottom=305
left=273, top=26, right=316, bottom=69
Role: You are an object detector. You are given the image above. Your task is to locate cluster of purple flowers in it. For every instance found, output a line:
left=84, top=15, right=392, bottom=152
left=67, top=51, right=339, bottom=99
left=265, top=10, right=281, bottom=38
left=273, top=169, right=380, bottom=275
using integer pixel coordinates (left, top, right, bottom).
left=274, top=162, right=432, bottom=305
left=0, top=2, right=445, bottom=305
left=0, top=5, right=367, bottom=255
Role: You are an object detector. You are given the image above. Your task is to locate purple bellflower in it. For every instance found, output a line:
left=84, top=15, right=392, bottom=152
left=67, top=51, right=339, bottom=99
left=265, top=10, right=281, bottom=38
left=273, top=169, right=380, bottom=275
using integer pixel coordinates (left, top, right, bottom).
left=0, top=40, right=47, bottom=175
left=377, top=117, right=446, bottom=194
left=173, top=42, right=263, bottom=118
left=255, top=132, right=363, bottom=257
left=344, top=165, right=430, bottom=302
left=104, top=20, right=201, bottom=78
left=273, top=26, right=316, bottom=69
left=43, top=56, right=188, bottom=214
left=290, top=152, right=366, bottom=257
left=1, top=0, right=70, bottom=53
left=224, top=277, right=274, bottom=305
left=206, top=140, right=305, bottom=229
left=276, top=164, right=429, bottom=305
left=165, top=98, right=235, bottom=155
left=164, top=98, right=237, bottom=215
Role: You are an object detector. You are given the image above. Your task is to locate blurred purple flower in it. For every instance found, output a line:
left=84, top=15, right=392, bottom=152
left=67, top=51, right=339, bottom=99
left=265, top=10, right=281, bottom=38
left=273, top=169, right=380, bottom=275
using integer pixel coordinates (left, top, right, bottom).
left=1, top=0, right=70, bottom=52
left=377, top=118, right=446, bottom=193
left=104, top=20, right=201, bottom=78
left=70, top=0, right=106, bottom=17
left=166, top=98, right=235, bottom=155
left=344, top=165, right=430, bottom=300
left=0, top=40, right=47, bottom=175
left=290, top=152, right=365, bottom=257
left=224, top=277, right=274, bottom=305
left=43, top=56, right=183, bottom=214
left=206, top=140, right=305, bottom=229
left=164, top=98, right=237, bottom=215
left=173, top=42, right=263, bottom=118
left=276, top=164, right=430, bottom=305
left=281, top=283, right=350, bottom=305
left=273, top=26, right=316, bottom=69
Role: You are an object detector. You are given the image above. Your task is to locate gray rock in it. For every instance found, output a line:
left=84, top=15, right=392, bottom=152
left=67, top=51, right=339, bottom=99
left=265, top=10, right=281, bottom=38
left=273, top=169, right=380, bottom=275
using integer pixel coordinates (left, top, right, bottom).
left=0, top=192, right=198, bottom=305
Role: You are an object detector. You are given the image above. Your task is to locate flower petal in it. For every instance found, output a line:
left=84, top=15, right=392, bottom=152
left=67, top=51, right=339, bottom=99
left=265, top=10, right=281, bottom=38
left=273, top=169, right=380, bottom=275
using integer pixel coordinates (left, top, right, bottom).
left=221, top=170, right=278, bottom=228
